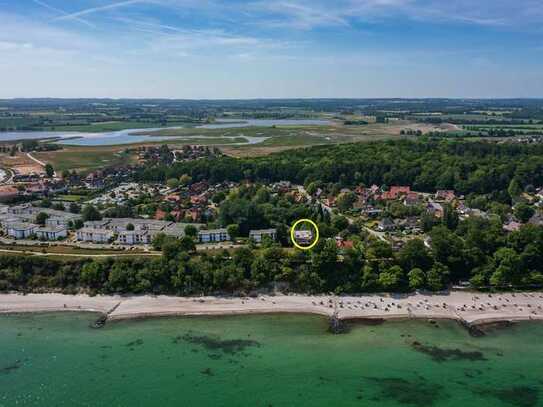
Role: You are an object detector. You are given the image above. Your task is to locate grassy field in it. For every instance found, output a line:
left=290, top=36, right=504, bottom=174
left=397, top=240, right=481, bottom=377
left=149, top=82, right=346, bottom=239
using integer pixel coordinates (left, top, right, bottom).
left=34, top=146, right=138, bottom=173
left=142, top=120, right=442, bottom=145
left=54, top=194, right=87, bottom=202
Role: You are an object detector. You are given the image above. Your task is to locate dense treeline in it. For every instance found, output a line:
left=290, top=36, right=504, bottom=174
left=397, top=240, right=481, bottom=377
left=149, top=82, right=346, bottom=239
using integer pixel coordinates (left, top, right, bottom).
left=136, top=140, right=543, bottom=203
left=1, top=216, right=541, bottom=295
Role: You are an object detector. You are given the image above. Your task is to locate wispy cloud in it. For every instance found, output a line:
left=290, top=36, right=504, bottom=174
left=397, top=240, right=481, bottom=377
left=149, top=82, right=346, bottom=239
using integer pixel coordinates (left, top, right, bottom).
left=112, top=16, right=295, bottom=57
left=253, top=1, right=350, bottom=30
left=250, top=0, right=543, bottom=30
left=33, top=0, right=96, bottom=27
left=53, top=0, right=147, bottom=22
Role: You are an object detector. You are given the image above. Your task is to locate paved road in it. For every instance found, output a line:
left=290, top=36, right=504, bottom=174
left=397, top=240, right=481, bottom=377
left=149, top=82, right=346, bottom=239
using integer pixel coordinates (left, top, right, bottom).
left=26, top=152, right=58, bottom=177
left=0, top=248, right=161, bottom=258
left=26, top=152, right=46, bottom=167
left=0, top=236, right=246, bottom=257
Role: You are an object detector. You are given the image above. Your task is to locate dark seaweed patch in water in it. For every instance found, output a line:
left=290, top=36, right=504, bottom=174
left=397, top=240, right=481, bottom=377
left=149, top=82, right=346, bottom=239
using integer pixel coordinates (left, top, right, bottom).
left=1, top=360, right=21, bottom=374
left=201, top=368, right=214, bottom=376
left=175, top=331, right=260, bottom=355
left=475, top=386, right=539, bottom=407
left=411, top=342, right=486, bottom=362
left=463, top=368, right=483, bottom=378
left=125, top=339, right=144, bottom=347
left=363, top=376, right=446, bottom=407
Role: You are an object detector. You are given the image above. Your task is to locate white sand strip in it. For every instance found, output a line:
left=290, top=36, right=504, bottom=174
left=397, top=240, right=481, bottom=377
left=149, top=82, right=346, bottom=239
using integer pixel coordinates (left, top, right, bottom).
left=1, top=291, right=542, bottom=326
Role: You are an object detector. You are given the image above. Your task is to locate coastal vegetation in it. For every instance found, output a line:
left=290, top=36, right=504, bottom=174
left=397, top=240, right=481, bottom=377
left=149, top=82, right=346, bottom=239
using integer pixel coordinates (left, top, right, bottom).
left=0, top=213, right=541, bottom=294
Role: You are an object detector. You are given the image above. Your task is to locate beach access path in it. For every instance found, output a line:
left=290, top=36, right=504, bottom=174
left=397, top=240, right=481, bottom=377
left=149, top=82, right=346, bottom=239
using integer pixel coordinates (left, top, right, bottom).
left=1, top=291, right=543, bottom=327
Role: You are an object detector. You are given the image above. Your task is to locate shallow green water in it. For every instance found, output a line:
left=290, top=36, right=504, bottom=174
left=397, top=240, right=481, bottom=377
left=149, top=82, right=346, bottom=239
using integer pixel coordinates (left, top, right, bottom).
left=1, top=313, right=542, bottom=407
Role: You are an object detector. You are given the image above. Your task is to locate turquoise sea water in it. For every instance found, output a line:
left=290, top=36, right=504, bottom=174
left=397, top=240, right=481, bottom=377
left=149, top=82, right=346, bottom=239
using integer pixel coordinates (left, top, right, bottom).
left=1, top=313, right=542, bottom=407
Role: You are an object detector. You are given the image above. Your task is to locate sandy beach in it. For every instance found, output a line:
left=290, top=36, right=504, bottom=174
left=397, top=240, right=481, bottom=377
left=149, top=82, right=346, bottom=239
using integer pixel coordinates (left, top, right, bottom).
left=1, top=291, right=543, bottom=327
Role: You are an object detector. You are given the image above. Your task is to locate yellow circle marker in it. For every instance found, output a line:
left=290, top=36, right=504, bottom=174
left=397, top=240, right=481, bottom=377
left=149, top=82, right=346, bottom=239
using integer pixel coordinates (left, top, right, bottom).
left=290, top=219, right=319, bottom=250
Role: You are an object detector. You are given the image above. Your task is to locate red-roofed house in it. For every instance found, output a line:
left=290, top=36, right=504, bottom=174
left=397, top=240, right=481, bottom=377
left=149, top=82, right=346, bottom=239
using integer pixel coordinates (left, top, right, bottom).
left=381, top=186, right=411, bottom=200
left=190, top=194, right=208, bottom=205
left=435, top=190, right=456, bottom=202
left=0, top=186, right=19, bottom=202
left=336, top=239, right=354, bottom=250
left=155, top=209, right=168, bottom=221
left=164, top=194, right=181, bottom=203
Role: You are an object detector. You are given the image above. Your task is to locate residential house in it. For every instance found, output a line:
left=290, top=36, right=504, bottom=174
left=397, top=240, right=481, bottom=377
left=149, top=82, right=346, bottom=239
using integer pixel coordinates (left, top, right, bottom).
left=294, top=230, right=313, bottom=245
left=323, top=196, right=336, bottom=207
left=36, top=226, right=67, bottom=241
left=117, top=230, right=155, bottom=245
left=381, top=186, right=411, bottom=201
left=105, top=218, right=173, bottom=233
left=361, top=206, right=383, bottom=218
left=336, top=237, right=354, bottom=250
left=0, top=186, right=19, bottom=202
left=164, top=194, right=181, bottom=203
left=503, top=221, right=522, bottom=233
left=271, top=181, right=292, bottom=193
left=7, top=223, right=37, bottom=239
left=369, top=184, right=381, bottom=195
left=0, top=216, right=22, bottom=231
left=7, top=204, right=81, bottom=227
left=154, top=209, right=169, bottom=221
left=45, top=213, right=81, bottom=228
left=190, top=181, right=209, bottom=195
left=83, top=220, right=111, bottom=230
left=188, top=208, right=202, bottom=222
left=435, top=190, right=456, bottom=202
left=404, top=192, right=421, bottom=206
left=190, top=194, right=208, bottom=206
left=76, top=228, right=114, bottom=243
left=198, top=229, right=230, bottom=243
left=249, top=228, right=277, bottom=243
left=162, top=223, right=203, bottom=239
left=377, top=218, right=396, bottom=232
left=396, top=217, right=421, bottom=233
left=426, top=201, right=444, bottom=218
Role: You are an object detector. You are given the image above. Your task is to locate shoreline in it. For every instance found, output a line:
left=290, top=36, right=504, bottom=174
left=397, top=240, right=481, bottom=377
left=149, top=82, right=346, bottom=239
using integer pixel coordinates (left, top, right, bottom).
left=1, top=291, right=543, bottom=329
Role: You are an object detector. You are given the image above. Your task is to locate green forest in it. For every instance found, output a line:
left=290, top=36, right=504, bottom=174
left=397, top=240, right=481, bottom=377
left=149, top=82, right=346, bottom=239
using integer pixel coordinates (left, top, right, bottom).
left=137, top=139, right=543, bottom=203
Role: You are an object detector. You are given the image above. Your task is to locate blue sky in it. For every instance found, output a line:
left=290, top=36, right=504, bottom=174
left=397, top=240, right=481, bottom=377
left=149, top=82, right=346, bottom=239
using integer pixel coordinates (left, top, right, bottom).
left=1, top=0, right=542, bottom=98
